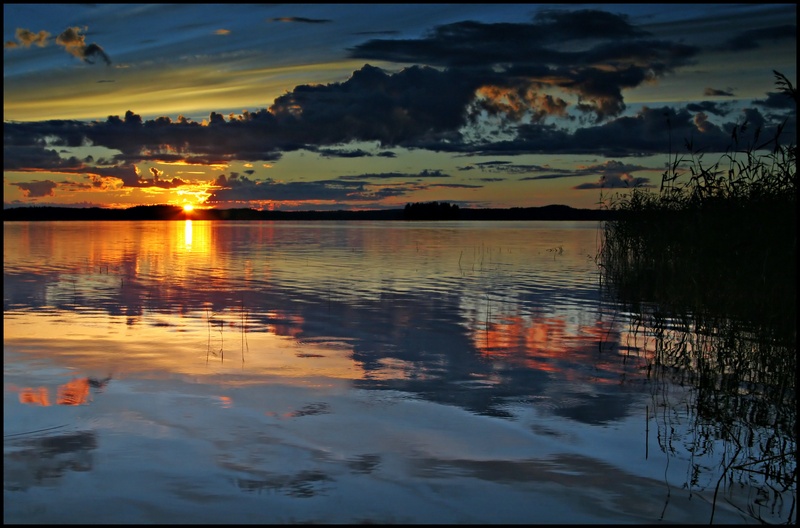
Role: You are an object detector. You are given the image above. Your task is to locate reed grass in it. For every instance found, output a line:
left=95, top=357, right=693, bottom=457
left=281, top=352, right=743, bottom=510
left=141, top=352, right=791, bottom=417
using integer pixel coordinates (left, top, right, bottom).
left=598, top=71, right=796, bottom=524
left=599, top=70, right=796, bottom=345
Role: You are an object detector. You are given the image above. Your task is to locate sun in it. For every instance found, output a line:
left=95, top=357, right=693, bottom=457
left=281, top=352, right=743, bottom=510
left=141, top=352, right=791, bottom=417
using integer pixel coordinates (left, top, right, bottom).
left=183, top=204, right=194, bottom=213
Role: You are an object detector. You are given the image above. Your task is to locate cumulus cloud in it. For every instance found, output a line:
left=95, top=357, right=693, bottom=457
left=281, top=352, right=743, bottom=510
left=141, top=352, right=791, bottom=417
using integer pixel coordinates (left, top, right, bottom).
left=573, top=172, right=651, bottom=190
left=55, top=27, right=111, bottom=65
left=128, top=166, right=189, bottom=188
left=4, top=28, right=50, bottom=49
left=11, top=180, right=58, bottom=197
left=565, top=161, right=654, bottom=190
left=349, top=9, right=699, bottom=122
left=5, top=26, right=110, bottom=65
left=5, top=91, right=792, bottom=188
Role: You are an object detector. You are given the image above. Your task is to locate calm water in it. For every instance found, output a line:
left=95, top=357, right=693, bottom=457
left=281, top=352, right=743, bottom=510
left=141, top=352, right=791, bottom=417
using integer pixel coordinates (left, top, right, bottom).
left=3, top=220, right=791, bottom=523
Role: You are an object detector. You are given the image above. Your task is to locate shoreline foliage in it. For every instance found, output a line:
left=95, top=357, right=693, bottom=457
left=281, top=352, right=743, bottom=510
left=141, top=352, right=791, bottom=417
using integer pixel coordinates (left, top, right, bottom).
left=600, top=70, right=796, bottom=344
left=598, top=71, right=796, bottom=524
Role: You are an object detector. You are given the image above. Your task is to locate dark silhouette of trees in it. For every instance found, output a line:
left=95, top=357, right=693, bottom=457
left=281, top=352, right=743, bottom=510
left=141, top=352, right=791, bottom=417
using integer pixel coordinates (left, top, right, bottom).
left=403, top=201, right=460, bottom=220
left=3, top=202, right=618, bottom=222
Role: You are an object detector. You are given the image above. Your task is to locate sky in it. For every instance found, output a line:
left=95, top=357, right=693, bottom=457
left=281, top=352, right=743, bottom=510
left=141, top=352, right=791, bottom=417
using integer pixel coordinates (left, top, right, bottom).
left=3, top=3, right=797, bottom=211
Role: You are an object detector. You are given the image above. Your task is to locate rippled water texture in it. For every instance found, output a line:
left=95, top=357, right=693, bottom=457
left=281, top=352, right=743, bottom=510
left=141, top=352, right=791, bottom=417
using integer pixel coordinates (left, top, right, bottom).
left=3, top=221, right=778, bottom=523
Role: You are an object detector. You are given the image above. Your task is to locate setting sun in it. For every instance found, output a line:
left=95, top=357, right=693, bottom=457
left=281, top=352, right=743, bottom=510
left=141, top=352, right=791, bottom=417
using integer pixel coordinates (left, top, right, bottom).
left=183, top=204, right=194, bottom=213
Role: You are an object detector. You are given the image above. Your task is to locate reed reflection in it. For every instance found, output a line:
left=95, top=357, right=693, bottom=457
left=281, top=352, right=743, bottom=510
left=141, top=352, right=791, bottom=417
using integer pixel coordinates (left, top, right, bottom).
left=600, top=197, right=796, bottom=524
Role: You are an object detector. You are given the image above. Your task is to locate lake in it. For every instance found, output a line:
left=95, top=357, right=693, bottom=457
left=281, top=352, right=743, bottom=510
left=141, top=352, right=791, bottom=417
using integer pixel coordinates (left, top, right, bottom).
left=3, top=220, right=794, bottom=523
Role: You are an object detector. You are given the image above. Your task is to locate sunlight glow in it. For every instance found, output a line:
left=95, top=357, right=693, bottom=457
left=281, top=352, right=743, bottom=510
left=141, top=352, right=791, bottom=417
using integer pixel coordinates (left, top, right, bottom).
left=183, top=204, right=194, bottom=213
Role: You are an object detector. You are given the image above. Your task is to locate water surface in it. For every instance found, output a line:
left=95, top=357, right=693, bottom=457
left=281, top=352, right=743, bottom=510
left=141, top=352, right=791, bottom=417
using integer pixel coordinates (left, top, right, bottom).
left=4, top=220, right=788, bottom=523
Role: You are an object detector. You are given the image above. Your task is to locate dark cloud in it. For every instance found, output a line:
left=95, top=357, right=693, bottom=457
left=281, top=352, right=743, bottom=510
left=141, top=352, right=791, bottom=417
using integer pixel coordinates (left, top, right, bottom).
left=268, top=17, right=331, bottom=24
left=337, top=172, right=412, bottom=180
left=704, top=88, right=734, bottom=97
left=520, top=160, right=650, bottom=184
left=269, top=64, right=481, bottom=146
left=475, top=161, right=511, bottom=167
left=475, top=162, right=566, bottom=176
left=349, top=9, right=699, bottom=122
left=754, top=91, right=798, bottom=110
left=573, top=173, right=651, bottom=190
left=353, top=30, right=400, bottom=36
left=4, top=200, right=107, bottom=209
left=205, top=169, right=467, bottom=207
left=686, top=101, right=730, bottom=117
left=11, top=180, right=58, bottom=198
left=562, top=160, right=654, bottom=190
left=5, top=88, right=792, bottom=183
left=337, top=169, right=449, bottom=181
left=450, top=104, right=793, bottom=158
left=206, top=175, right=409, bottom=205
left=2, top=141, right=191, bottom=191
left=129, top=166, right=189, bottom=189
left=55, top=27, right=111, bottom=65
left=720, top=24, right=796, bottom=51
left=316, top=148, right=373, bottom=158
left=82, top=43, right=112, bottom=65
left=428, top=183, right=482, bottom=189
left=4, top=145, right=83, bottom=171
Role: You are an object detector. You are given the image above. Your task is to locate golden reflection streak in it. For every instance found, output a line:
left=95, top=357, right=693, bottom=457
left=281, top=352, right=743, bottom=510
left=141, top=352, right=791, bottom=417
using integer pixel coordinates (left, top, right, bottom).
left=4, top=311, right=360, bottom=385
left=184, top=219, right=193, bottom=248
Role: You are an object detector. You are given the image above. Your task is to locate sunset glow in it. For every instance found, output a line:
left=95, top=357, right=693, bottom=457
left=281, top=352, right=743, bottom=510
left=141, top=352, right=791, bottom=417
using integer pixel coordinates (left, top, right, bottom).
left=3, top=4, right=795, bottom=212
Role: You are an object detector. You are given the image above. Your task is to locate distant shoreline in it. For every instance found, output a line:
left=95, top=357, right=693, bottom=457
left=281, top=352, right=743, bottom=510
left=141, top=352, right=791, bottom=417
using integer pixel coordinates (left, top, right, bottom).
left=3, top=204, right=618, bottom=222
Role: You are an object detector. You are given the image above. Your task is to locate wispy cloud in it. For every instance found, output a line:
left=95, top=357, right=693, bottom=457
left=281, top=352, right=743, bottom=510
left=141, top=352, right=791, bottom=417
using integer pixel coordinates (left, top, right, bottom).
left=704, top=87, right=734, bottom=97
left=719, top=24, right=796, bottom=51
left=268, top=17, right=332, bottom=24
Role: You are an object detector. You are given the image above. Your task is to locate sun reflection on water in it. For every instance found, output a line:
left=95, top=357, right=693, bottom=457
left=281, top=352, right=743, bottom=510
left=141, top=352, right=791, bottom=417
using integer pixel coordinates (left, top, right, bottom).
left=184, top=219, right=192, bottom=248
